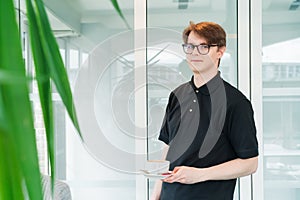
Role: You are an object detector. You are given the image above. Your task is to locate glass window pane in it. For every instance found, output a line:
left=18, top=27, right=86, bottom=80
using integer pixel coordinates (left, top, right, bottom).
left=50, top=1, right=137, bottom=200
left=69, top=49, right=79, bottom=69
left=262, top=1, right=300, bottom=199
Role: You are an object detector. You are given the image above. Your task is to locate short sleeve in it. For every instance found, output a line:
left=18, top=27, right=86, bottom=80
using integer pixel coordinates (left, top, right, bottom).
left=158, top=93, right=173, bottom=145
left=158, top=114, right=170, bottom=145
left=227, top=99, right=259, bottom=159
left=158, top=92, right=181, bottom=145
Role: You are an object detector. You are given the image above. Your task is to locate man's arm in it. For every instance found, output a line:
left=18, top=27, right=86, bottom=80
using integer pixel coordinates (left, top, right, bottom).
left=150, top=145, right=169, bottom=200
left=150, top=181, right=163, bottom=200
left=163, top=156, right=258, bottom=184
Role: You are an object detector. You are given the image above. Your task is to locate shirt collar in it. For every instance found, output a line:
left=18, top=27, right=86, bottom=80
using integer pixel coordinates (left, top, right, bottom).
left=189, top=71, right=223, bottom=95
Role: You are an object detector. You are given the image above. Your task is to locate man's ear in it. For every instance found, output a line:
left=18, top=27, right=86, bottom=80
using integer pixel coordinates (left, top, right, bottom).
left=217, top=46, right=226, bottom=58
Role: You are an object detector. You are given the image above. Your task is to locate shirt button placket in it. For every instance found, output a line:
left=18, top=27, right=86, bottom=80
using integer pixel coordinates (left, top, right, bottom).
left=191, top=90, right=198, bottom=113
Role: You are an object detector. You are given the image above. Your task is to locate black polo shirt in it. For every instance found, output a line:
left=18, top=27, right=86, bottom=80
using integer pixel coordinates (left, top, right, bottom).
left=158, top=72, right=258, bottom=200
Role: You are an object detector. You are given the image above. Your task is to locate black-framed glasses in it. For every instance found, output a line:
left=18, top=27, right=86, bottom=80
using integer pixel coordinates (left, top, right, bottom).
left=182, top=43, right=219, bottom=55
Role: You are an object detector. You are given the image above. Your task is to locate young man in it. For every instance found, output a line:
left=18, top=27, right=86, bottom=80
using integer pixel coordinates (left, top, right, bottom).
left=151, top=22, right=259, bottom=200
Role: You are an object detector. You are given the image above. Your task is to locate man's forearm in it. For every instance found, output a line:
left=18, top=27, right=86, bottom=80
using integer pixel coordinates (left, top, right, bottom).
left=150, top=145, right=169, bottom=199
left=164, top=156, right=258, bottom=184
left=150, top=180, right=162, bottom=200
left=203, top=156, right=258, bottom=181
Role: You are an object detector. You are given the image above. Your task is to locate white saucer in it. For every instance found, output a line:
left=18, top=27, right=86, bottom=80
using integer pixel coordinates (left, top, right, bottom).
left=143, top=173, right=171, bottom=179
left=140, top=170, right=172, bottom=179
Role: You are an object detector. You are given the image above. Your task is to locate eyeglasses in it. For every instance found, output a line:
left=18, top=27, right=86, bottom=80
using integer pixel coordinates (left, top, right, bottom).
left=182, top=43, right=219, bottom=55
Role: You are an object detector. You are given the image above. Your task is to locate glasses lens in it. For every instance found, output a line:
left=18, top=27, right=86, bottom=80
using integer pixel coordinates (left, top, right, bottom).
left=197, top=45, right=209, bottom=55
left=183, top=44, right=194, bottom=54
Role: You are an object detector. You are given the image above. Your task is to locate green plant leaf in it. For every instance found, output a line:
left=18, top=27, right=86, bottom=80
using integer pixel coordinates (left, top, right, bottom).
left=26, top=0, right=83, bottom=194
left=110, top=0, right=131, bottom=29
left=30, top=0, right=82, bottom=139
left=25, top=0, right=55, bottom=193
left=0, top=126, right=24, bottom=200
left=0, top=0, right=43, bottom=199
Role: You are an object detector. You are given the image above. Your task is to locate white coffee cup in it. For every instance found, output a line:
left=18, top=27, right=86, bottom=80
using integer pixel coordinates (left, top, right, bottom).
left=144, top=160, right=170, bottom=174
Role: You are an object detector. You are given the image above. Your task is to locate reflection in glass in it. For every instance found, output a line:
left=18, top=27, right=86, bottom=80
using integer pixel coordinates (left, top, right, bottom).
left=263, top=1, right=300, bottom=198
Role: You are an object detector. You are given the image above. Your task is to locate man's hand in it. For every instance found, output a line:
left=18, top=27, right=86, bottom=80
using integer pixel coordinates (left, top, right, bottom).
left=163, top=166, right=207, bottom=184
left=163, top=157, right=258, bottom=184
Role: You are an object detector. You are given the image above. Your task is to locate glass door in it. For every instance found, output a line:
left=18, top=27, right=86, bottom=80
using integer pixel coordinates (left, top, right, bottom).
left=146, top=0, right=239, bottom=199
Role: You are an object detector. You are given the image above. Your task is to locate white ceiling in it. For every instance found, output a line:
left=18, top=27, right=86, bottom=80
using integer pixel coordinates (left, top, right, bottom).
left=18, top=0, right=300, bottom=50
left=44, top=0, right=300, bottom=29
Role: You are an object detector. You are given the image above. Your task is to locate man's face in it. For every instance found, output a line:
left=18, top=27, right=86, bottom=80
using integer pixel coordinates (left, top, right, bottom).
left=186, top=31, right=225, bottom=75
